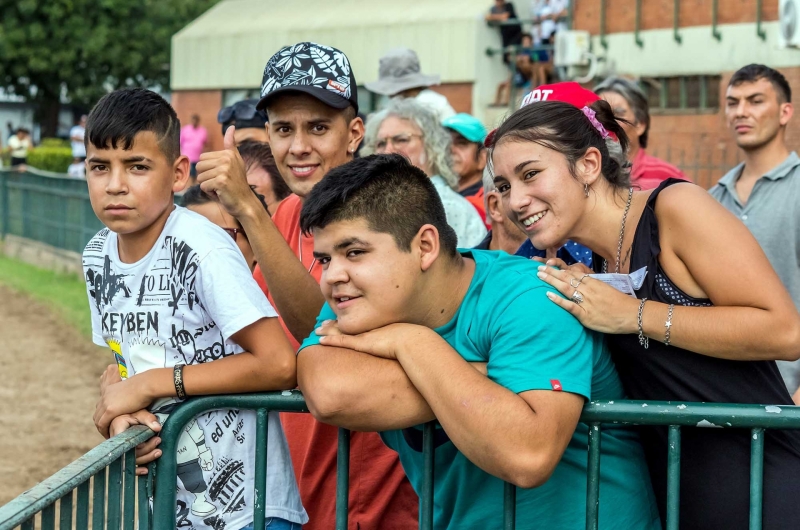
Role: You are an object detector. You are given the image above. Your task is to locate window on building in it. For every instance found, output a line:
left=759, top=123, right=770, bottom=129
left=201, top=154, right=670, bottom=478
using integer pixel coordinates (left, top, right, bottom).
left=640, top=75, right=721, bottom=113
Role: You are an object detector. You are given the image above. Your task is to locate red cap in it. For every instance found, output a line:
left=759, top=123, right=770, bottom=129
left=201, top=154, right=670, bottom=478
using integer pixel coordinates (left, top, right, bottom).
left=519, top=81, right=600, bottom=109
left=484, top=82, right=614, bottom=148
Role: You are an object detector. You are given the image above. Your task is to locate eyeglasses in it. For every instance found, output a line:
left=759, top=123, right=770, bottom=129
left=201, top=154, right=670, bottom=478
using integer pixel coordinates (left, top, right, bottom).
left=221, top=227, right=245, bottom=241
left=374, top=133, right=423, bottom=153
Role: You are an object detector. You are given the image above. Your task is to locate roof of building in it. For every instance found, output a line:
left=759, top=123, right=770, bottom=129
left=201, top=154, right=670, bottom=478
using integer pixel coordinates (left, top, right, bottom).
left=171, top=0, right=500, bottom=90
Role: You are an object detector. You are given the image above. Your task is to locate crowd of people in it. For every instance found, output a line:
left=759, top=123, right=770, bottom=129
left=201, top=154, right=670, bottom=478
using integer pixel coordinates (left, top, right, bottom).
left=78, top=33, right=800, bottom=530
left=488, top=0, right=571, bottom=106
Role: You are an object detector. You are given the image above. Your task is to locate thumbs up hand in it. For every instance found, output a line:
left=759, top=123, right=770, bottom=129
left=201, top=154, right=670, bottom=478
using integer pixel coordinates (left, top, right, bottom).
left=196, top=126, right=256, bottom=219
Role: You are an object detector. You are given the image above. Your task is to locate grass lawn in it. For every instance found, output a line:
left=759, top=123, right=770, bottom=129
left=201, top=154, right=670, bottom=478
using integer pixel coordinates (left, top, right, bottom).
left=0, top=256, right=91, bottom=337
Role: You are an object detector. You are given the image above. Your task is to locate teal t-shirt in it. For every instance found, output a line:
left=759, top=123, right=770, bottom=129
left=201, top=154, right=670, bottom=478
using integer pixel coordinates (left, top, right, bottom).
left=301, top=249, right=660, bottom=530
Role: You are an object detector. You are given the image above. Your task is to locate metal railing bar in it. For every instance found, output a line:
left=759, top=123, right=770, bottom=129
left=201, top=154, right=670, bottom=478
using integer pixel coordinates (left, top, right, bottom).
left=58, top=491, right=72, bottom=530
left=0, top=426, right=152, bottom=530
left=503, top=481, right=516, bottom=529
left=420, top=422, right=436, bottom=530
left=585, top=423, right=601, bottom=530
left=106, top=457, right=123, bottom=530
left=335, top=428, right=350, bottom=530
left=75, top=480, right=90, bottom=530
left=6, top=181, right=90, bottom=201
left=122, top=450, right=136, bottom=530
left=42, top=504, right=55, bottom=530
left=19, top=519, right=32, bottom=530
left=91, top=471, right=105, bottom=530
left=581, top=401, right=800, bottom=428
left=0, top=167, right=80, bottom=180
left=137, top=472, right=151, bottom=530
left=253, top=409, right=269, bottom=530
left=666, top=426, right=681, bottom=530
left=750, top=428, right=765, bottom=530
left=152, top=392, right=308, bottom=530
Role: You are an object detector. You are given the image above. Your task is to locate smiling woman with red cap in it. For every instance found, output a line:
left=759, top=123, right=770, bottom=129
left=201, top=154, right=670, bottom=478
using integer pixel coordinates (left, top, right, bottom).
left=488, top=82, right=800, bottom=529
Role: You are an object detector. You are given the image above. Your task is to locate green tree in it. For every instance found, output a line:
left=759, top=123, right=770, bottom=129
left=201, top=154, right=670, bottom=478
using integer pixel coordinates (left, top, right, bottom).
left=0, top=0, right=219, bottom=136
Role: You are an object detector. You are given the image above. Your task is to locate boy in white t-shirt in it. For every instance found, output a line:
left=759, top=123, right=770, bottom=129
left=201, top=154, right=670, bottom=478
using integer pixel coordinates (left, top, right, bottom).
left=82, top=88, right=307, bottom=530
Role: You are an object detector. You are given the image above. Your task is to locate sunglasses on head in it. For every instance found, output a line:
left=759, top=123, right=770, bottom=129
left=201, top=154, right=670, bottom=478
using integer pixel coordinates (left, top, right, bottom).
left=217, top=101, right=266, bottom=124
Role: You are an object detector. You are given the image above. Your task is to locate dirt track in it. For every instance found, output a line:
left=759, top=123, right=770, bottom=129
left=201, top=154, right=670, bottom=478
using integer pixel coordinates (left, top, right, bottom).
left=0, top=285, right=109, bottom=505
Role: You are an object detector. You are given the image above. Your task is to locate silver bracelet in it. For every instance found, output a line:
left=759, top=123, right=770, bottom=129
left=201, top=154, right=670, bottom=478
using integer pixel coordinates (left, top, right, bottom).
left=664, top=304, right=675, bottom=346
left=638, top=298, right=649, bottom=349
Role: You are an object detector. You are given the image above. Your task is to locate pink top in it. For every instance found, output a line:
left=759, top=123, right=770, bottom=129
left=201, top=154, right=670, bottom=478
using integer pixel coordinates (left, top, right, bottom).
left=630, top=148, right=688, bottom=190
left=179, top=124, right=207, bottom=163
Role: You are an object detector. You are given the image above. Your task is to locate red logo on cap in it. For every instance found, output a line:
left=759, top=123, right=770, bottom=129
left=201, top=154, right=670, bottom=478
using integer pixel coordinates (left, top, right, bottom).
left=327, top=80, right=346, bottom=94
left=550, top=379, right=563, bottom=391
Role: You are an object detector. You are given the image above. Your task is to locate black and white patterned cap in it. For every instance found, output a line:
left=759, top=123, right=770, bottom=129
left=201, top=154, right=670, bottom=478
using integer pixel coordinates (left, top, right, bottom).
left=256, top=42, right=358, bottom=113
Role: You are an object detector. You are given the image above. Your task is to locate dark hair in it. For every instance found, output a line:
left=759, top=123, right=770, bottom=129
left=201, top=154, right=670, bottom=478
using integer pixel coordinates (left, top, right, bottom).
left=237, top=141, right=291, bottom=201
left=85, top=88, right=180, bottom=162
left=594, top=76, right=651, bottom=148
left=729, top=64, right=792, bottom=103
left=489, top=100, right=631, bottom=189
left=181, top=184, right=269, bottom=215
left=300, top=153, right=458, bottom=256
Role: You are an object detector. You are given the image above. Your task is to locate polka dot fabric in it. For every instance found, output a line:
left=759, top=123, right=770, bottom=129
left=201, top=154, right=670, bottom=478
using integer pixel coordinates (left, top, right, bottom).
left=654, top=273, right=712, bottom=307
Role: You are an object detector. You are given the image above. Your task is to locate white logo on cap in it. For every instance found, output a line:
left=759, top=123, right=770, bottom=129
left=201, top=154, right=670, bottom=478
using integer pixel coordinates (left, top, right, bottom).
left=520, top=89, right=555, bottom=108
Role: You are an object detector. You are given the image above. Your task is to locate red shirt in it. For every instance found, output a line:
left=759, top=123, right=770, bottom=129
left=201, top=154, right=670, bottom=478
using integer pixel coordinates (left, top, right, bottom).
left=630, top=148, right=689, bottom=190
left=253, top=194, right=419, bottom=530
left=464, top=188, right=491, bottom=231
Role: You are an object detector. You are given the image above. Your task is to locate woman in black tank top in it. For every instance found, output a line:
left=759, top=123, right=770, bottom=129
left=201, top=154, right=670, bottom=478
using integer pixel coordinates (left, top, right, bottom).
left=488, top=95, right=800, bottom=529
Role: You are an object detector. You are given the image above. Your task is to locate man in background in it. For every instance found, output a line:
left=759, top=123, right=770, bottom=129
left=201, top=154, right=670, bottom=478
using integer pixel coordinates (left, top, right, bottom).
left=709, top=64, right=800, bottom=401
left=474, top=166, right=527, bottom=253
left=7, top=128, right=31, bottom=167
left=442, top=113, right=490, bottom=226
left=180, top=114, right=207, bottom=182
left=218, top=99, right=269, bottom=145
left=70, top=115, right=87, bottom=161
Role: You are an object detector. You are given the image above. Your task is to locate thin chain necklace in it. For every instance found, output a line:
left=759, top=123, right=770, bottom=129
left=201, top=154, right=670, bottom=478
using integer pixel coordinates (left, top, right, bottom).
left=602, top=187, right=634, bottom=274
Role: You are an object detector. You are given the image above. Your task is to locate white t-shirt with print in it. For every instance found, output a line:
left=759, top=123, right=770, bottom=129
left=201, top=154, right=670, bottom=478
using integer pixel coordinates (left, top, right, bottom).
left=82, top=206, right=307, bottom=530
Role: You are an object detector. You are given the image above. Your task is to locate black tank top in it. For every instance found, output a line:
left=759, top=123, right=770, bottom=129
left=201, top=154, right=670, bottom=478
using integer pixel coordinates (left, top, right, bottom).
left=595, top=179, right=800, bottom=530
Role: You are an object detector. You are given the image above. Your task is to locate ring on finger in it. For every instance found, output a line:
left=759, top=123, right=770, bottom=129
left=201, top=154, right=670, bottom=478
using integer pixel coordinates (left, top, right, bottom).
left=571, top=290, right=585, bottom=305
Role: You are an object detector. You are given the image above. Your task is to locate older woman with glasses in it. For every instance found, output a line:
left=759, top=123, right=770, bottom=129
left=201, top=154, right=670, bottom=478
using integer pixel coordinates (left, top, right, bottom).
left=365, top=98, right=487, bottom=247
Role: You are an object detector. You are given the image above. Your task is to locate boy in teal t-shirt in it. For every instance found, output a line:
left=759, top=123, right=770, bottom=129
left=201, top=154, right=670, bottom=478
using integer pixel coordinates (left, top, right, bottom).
left=296, top=154, right=660, bottom=529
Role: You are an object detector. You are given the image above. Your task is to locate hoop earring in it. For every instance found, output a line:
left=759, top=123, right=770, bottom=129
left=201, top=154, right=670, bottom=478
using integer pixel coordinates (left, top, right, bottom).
left=584, top=183, right=589, bottom=197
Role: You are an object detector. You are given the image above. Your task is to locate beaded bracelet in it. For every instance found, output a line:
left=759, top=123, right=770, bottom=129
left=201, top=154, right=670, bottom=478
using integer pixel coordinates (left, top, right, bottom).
left=638, top=298, right=649, bottom=349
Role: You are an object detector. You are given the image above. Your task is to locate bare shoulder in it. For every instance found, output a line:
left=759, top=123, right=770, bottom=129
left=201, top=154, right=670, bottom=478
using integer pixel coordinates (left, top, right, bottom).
left=653, top=182, right=731, bottom=225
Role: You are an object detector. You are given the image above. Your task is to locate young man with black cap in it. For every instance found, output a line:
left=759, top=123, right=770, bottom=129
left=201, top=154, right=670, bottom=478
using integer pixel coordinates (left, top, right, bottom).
left=197, top=42, right=418, bottom=530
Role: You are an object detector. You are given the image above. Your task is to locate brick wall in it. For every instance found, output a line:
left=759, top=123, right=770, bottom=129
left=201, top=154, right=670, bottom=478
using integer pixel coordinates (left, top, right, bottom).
left=646, top=66, right=800, bottom=189
left=171, top=90, right=224, bottom=152
left=573, top=0, right=778, bottom=36
left=428, top=83, right=473, bottom=113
